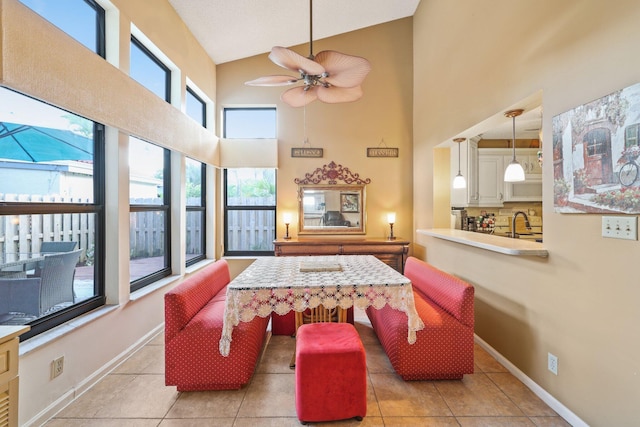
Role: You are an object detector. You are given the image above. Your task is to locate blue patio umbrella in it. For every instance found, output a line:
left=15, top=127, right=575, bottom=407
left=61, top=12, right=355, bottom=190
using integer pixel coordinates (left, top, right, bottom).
left=0, top=121, right=93, bottom=162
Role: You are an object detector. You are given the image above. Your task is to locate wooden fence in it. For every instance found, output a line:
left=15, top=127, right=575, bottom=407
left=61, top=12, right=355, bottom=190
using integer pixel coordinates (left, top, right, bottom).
left=226, top=196, right=275, bottom=252
left=0, top=194, right=205, bottom=262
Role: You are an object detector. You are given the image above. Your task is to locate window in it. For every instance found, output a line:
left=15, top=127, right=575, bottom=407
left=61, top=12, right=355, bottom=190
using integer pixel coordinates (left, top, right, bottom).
left=625, top=123, right=640, bottom=149
left=130, top=36, right=171, bottom=102
left=224, top=107, right=276, bottom=138
left=223, top=107, right=277, bottom=256
left=224, top=168, right=276, bottom=255
left=129, top=137, right=171, bottom=290
left=584, top=128, right=610, bottom=156
left=185, top=157, right=205, bottom=266
left=186, top=87, right=206, bottom=127
left=20, top=0, right=105, bottom=57
left=0, top=87, right=105, bottom=340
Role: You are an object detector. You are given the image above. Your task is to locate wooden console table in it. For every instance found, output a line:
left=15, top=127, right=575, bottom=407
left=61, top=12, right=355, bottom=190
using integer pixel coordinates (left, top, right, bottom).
left=273, top=238, right=410, bottom=273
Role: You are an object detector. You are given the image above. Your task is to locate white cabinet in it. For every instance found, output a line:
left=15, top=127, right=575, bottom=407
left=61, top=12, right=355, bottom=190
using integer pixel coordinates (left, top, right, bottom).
left=501, top=149, right=543, bottom=201
left=450, top=138, right=479, bottom=207
left=452, top=146, right=542, bottom=206
left=477, top=154, right=504, bottom=206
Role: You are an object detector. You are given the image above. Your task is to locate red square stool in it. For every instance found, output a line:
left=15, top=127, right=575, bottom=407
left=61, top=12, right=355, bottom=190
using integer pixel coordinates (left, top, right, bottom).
left=295, top=322, right=367, bottom=424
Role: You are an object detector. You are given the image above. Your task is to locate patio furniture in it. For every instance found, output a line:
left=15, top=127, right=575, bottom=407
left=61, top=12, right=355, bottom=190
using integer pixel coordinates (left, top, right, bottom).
left=0, top=250, right=81, bottom=322
left=37, top=249, right=83, bottom=315
left=40, top=241, right=78, bottom=253
left=295, top=322, right=367, bottom=424
left=0, top=278, right=41, bottom=323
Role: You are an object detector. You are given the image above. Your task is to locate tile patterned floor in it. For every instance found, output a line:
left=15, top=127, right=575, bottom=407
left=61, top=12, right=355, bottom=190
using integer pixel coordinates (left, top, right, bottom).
left=44, top=310, right=572, bottom=426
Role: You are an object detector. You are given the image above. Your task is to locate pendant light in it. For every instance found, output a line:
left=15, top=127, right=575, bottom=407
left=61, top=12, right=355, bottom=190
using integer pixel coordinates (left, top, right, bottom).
left=452, top=138, right=467, bottom=189
left=503, top=109, right=526, bottom=182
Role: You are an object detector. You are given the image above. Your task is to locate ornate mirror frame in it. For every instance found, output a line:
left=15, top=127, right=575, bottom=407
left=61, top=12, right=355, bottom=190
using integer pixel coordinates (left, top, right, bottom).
left=295, top=161, right=370, bottom=235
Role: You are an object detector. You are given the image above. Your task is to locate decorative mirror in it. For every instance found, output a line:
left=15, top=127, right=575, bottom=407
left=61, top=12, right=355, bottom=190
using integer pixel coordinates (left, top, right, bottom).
left=295, top=161, right=370, bottom=235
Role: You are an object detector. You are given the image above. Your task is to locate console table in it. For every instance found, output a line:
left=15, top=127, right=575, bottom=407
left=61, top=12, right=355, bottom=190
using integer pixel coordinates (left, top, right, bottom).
left=273, top=238, right=410, bottom=273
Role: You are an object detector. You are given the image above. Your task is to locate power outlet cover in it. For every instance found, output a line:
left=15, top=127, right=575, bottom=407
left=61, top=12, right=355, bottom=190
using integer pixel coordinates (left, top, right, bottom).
left=548, top=353, right=558, bottom=375
left=51, top=356, right=64, bottom=379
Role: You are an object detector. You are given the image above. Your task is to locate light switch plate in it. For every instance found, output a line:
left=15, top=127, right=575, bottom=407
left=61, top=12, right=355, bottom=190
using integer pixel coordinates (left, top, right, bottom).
left=602, top=216, right=638, bottom=240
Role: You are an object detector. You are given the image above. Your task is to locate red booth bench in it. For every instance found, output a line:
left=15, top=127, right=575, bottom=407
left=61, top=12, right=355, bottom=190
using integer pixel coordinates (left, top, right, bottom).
left=366, top=256, right=475, bottom=380
left=164, top=259, right=269, bottom=391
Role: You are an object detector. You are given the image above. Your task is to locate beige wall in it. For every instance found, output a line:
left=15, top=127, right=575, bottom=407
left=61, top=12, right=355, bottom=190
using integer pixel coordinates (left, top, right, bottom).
left=216, top=19, right=414, bottom=244
left=413, top=1, right=640, bottom=425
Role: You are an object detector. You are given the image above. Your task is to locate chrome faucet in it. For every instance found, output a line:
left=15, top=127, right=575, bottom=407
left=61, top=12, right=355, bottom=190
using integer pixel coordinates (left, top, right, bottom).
left=511, top=211, right=531, bottom=238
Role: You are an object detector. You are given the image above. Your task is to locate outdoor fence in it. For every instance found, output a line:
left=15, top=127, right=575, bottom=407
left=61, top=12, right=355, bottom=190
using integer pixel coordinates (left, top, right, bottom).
left=226, top=196, right=276, bottom=252
left=0, top=194, right=205, bottom=262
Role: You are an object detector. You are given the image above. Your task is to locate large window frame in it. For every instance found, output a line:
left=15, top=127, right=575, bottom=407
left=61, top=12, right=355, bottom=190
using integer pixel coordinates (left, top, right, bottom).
left=0, top=88, right=106, bottom=340
left=130, top=36, right=171, bottom=103
left=129, top=139, right=171, bottom=291
left=20, top=0, right=106, bottom=58
left=222, top=106, right=277, bottom=256
left=186, top=87, right=207, bottom=128
left=185, top=158, right=206, bottom=266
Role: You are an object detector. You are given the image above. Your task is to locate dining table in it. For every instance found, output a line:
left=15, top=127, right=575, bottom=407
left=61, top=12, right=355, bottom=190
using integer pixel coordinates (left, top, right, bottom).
left=219, top=254, right=425, bottom=356
left=0, top=253, right=44, bottom=278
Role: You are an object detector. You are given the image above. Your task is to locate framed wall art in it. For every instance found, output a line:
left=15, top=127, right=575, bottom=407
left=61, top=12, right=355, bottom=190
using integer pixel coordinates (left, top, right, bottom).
left=340, top=193, right=360, bottom=213
left=552, top=82, right=640, bottom=213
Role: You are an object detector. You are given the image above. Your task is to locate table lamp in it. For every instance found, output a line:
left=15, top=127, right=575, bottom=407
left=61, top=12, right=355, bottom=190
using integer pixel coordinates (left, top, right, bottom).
left=387, top=212, right=396, bottom=240
left=283, top=212, right=292, bottom=240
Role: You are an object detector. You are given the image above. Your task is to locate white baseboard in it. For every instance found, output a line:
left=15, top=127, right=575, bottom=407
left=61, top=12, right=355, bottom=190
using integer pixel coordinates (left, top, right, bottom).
left=25, top=324, right=165, bottom=427
left=474, top=334, right=589, bottom=427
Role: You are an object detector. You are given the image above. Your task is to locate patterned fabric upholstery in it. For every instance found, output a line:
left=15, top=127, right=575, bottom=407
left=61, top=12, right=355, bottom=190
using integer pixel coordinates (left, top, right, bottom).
left=366, top=256, right=474, bottom=380
left=164, top=260, right=269, bottom=391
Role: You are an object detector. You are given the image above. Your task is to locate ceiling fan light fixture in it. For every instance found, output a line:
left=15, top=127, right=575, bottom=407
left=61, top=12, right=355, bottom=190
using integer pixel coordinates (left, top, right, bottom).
left=503, top=109, right=526, bottom=183
left=244, top=0, right=371, bottom=107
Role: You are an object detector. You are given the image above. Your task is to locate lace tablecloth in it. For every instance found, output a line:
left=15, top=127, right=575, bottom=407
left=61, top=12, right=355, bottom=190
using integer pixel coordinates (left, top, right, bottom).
left=219, top=255, right=425, bottom=356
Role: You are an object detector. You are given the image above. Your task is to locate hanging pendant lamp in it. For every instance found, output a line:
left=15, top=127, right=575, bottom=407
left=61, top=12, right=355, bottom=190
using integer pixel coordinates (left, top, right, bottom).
left=452, top=137, right=467, bottom=189
left=503, top=109, right=526, bottom=182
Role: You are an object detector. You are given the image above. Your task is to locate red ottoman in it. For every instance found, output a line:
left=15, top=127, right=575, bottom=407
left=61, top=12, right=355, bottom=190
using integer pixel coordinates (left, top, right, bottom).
left=295, top=322, right=367, bottom=424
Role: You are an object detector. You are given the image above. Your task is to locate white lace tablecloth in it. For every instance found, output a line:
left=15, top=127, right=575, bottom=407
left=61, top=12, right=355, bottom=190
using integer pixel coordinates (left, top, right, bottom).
left=219, top=255, right=425, bottom=356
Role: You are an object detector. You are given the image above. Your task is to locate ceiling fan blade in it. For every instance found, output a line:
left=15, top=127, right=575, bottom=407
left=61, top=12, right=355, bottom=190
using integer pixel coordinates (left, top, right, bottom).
left=269, top=46, right=325, bottom=76
left=245, top=75, right=299, bottom=86
left=281, top=86, right=318, bottom=108
left=317, top=85, right=363, bottom=104
left=314, top=50, right=371, bottom=87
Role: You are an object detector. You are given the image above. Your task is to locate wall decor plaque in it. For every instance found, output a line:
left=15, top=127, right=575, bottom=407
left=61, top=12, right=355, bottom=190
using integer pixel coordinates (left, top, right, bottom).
left=367, top=147, right=399, bottom=158
left=292, top=147, right=323, bottom=158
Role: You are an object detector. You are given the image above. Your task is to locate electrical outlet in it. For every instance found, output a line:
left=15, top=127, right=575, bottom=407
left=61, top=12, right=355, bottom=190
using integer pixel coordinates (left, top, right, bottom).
left=51, top=356, right=64, bottom=379
left=548, top=353, right=558, bottom=375
left=602, top=216, right=638, bottom=240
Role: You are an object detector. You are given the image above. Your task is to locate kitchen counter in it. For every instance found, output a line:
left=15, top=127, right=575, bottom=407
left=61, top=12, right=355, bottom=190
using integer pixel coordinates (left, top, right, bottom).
left=416, top=228, right=548, bottom=258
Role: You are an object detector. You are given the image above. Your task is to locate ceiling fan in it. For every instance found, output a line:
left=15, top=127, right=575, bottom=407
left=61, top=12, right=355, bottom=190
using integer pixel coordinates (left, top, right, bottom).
left=245, top=0, right=372, bottom=108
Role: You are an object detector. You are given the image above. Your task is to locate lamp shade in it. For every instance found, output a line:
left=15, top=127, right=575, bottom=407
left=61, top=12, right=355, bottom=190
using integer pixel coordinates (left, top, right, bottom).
left=387, top=212, right=396, bottom=223
left=504, top=160, right=525, bottom=182
left=283, top=213, right=292, bottom=224
left=453, top=173, right=467, bottom=189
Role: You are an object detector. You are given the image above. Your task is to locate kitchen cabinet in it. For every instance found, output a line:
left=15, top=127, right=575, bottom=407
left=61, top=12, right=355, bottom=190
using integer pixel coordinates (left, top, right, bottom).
left=477, top=154, right=504, bottom=206
left=451, top=147, right=542, bottom=206
left=501, top=149, right=543, bottom=201
left=450, top=138, right=479, bottom=207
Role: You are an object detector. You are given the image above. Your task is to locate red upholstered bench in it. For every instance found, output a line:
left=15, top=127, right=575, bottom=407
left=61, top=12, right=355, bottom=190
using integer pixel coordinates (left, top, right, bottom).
left=366, top=256, right=475, bottom=380
left=295, top=322, right=367, bottom=424
left=164, top=260, right=269, bottom=391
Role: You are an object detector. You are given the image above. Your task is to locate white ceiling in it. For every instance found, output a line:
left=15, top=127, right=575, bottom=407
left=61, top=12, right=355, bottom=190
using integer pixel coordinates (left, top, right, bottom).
left=167, top=0, right=421, bottom=64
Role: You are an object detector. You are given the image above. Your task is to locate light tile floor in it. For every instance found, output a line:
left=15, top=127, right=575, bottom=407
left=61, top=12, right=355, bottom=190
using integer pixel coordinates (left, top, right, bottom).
left=45, top=310, right=571, bottom=426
